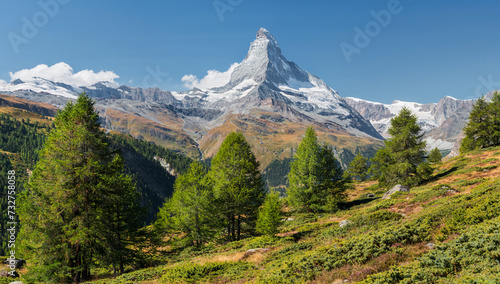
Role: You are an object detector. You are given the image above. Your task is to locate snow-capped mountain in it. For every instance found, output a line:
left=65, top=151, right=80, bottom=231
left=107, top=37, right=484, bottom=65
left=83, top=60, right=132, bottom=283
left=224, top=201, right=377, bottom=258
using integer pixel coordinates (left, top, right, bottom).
left=0, top=28, right=386, bottom=166
left=343, top=96, right=477, bottom=152
left=168, top=28, right=382, bottom=140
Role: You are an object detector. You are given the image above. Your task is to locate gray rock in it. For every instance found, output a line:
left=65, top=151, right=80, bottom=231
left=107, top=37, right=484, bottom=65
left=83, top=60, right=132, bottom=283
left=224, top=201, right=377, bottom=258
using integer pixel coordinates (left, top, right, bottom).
left=382, top=184, right=410, bottom=199
left=3, top=259, right=25, bottom=270
left=243, top=248, right=270, bottom=258
left=9, top=282, right=23, bottom=284
left=339, top=220, right=352, bottom=228
left=367, top=193, right=376, bottom=198
left=286, top=217, right=294, bottom=221
left=426, top=242, right=435, bottom=249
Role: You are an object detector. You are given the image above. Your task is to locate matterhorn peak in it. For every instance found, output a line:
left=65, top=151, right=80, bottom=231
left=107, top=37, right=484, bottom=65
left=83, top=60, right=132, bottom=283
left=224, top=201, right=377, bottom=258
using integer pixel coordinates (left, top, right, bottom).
left=255, top=28, right=280, bottom=51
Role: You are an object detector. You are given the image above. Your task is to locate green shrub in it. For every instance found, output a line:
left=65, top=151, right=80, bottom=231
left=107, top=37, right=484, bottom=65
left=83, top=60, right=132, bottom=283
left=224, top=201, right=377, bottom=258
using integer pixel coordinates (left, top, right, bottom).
left=365, top=218, right=500, bottom=283
left=161, top=261, right=252, bottom=283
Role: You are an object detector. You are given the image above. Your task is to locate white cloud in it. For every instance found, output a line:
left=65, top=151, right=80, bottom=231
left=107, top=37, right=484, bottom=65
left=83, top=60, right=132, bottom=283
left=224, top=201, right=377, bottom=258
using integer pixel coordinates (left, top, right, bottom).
left=9, top=62, right=119, bottom=87
left=182, top=63, right=239, bottom=90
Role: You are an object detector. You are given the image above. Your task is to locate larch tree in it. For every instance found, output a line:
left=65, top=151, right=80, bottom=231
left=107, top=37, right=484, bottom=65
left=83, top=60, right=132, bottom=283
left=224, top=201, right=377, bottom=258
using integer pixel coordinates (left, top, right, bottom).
left=256, top=191, right=282, bottom=236
left=370, top=107, right=432, bottom=188
left=208, top=132, right=265, bottom=241
left=18, top=94, right=142, bottom=283
left=287, top=126, right=345, bottom=213
left=460, top=92, right=500, bottom=153
left=428, top=147, right=442, bottom=164
left=344, top=152, right=369, bottom=181
left=156, top=161, right=215, bottom=247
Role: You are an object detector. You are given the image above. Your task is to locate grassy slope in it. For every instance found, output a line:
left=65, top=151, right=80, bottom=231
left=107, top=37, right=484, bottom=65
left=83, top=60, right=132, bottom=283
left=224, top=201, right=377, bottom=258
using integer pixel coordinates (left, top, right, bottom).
left=84, top=146, right=500, bottom=283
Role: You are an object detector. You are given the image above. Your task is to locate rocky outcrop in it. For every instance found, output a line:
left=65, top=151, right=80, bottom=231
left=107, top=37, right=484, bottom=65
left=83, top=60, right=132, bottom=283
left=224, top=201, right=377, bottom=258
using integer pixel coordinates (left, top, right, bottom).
left=382, top=184, right=410, bottom=199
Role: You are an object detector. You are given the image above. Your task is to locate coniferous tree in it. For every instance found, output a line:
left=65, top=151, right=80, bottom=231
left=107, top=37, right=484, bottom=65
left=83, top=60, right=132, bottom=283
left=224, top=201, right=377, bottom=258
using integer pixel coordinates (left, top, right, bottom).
left=18, top=94, right=142, bottom=283
left=460, top=92, right=500, bottom=153
left=344, top=153, right=369, bottom=181
left=156, top=162, right=215, bottom=247
left=256, top=191, right=282, bottom=236
left=370, top=107, right=432, bottom=188
left=288, top=127, right=345, bottom=213
left=208, top=132, right=265, bottom=241
left=428, top=147, right=442, bottom=164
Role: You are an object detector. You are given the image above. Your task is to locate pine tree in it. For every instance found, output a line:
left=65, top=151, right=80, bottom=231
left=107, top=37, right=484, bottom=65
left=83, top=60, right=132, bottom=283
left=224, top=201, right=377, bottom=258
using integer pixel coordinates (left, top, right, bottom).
left=344, top=153, right=369, bottom=181
left=288, top=127, right=345, bottom=213
left=428, top=147, right=442, bottom=164
left=208, top=132, right=265, bottom=241
left=18, top=94, right=142, bottom=283
left=370, top=107, right=432, bottom=188
left=256, top=191, right=282, bottom=236
left=156, top=161, right=215, bottom=247
left=460, top=96, right=491, bottom=152
left=460, top=92, right=500, bottom=153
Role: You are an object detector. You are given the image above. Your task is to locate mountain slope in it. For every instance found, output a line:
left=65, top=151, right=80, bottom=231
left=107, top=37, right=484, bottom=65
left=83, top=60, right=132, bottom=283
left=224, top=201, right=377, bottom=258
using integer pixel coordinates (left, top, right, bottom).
left=86, top=146, right=500, bottom=283
left=0, top=28, right=384, bottom=168
left=344, top=96, right=477, bottom=151
left=0, top=100, right=193, bottom=224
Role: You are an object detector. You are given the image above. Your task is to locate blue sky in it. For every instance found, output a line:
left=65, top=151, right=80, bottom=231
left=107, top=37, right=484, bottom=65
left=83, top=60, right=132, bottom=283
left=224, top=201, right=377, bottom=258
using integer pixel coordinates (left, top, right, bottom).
left=1, top=0, right=499, bottom=104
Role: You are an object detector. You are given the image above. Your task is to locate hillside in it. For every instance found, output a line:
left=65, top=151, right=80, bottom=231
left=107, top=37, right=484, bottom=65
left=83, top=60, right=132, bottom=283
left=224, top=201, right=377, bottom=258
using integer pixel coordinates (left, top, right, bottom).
left=0, top=101, right=193, bottom=237
left=83, top=146, right=500, bottom=283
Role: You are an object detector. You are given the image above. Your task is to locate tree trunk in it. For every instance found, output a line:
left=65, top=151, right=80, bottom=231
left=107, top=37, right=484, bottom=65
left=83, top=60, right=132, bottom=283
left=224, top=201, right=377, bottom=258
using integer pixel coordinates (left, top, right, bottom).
left=237, top=216, right=241, bottom=240
left=231, top=214, right=236, bottom=241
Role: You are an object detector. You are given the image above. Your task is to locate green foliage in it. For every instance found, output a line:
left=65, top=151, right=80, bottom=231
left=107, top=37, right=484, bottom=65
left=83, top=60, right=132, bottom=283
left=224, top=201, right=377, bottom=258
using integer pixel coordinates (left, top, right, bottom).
left=0, top=113, right=50, bottom=168
left=460, top=92, right=500, bottom=153
left=110, top=133, right=192, bottom=175
left=256, top=191, right=283, bottom=236
left=18, top=94, right=144, bottom=282
left=344, top=152, right=369, bottom=181
left=370, top=107, right=432, bottom=188
left=156, top=162, right=215, bottom=247
left=208, top=132, right=266, bottom=241
left=288, top=126, right=346, bottom=213
left=161, top=261, right=254, bottom=283
left=428, top=147, right=442, bottom=163
left=365, top=218, right=500, bottom=283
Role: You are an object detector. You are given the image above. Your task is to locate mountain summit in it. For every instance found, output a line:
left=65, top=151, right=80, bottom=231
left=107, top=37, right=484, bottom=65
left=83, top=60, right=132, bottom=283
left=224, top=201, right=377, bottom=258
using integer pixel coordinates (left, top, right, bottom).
left=1, top=28, right=385, bottom=166
left=226, top=27, right=309, bottom=88
left=174, top=28, right=383, bottom=140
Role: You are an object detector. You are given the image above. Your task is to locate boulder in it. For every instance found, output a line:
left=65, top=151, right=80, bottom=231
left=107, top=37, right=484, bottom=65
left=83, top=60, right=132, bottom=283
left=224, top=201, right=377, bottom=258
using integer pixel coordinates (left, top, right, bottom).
left=367, top=193, right=376, bottom=198
left=339, top=220, right=352, bottom=228
left=242, top=248, right=270, bottom=259
left=382, top=185, right=409, bottom=199
left=3, top=259, right=25, bottom=270
left=0, top=270, right=19, bottom=278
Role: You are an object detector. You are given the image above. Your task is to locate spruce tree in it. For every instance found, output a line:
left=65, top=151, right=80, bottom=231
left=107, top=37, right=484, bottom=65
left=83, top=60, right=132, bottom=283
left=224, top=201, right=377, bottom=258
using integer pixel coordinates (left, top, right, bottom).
left=428, top=147, right=442, bottom=164
left=344, top=153, right=369, bottom=181
left=18, top=94, right=142, bottom=283
left=370, top=107, right=432, bottom=188
left=156, top=161, right=215, bottom=247
left=460, top=92, right=500, bottom=153
left=256, top=191, right=282, bottom=236
left=208, top=132, right=265, bottom=241
left=288, top=126, right=345, bottom=213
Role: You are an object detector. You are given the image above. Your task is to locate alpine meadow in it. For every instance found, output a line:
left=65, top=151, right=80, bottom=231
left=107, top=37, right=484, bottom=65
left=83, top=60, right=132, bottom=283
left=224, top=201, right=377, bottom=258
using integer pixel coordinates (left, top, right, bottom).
left=1, top=3, right=500, bottom=282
